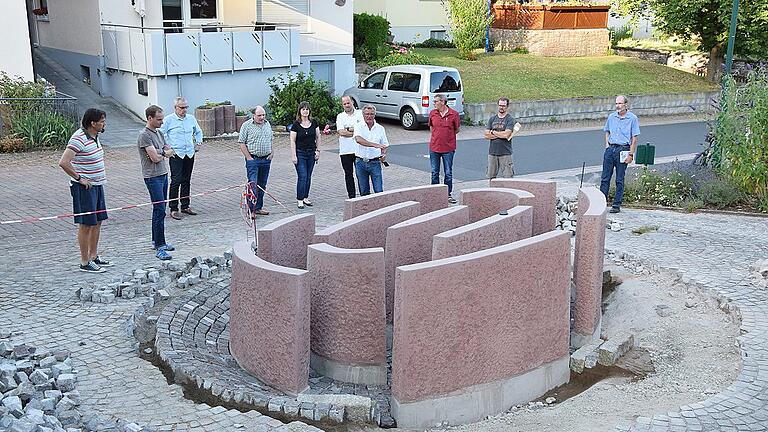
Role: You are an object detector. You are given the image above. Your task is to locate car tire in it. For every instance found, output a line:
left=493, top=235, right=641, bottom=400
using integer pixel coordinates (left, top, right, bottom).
left=400, top=107, right=418, bottom=130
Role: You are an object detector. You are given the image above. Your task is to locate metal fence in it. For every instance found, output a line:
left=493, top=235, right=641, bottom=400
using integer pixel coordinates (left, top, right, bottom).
left=0, top=91, right=79, bottom=139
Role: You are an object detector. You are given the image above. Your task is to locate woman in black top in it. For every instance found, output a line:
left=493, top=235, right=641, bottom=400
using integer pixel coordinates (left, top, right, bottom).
left=290, top=101, right=321, bottom=209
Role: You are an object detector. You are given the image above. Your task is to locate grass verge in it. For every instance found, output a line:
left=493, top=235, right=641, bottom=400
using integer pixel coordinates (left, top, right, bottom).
left=414, top=48, right=716, bottom=103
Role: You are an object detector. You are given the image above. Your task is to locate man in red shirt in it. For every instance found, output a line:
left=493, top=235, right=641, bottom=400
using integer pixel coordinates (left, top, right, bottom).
left=428, top=93, right=461, bottom=203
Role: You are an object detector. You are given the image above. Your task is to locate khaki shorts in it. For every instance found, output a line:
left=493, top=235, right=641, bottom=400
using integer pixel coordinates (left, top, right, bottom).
left=487, top=154, right=514, bottom=178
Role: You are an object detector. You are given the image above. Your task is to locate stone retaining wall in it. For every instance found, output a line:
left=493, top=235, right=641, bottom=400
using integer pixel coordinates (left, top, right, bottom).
left=306, top=243, right=387, bottom=385
left=343, top=185, right=447, bottom=220
left=613, top=47, right=669, bottom=64
left=465, top=91, right=719, bottom=125
left=431, top=206, right=533, bottom=260
left=391, top=230, right=572, bottom=428
left=458, top=187, right=535, bottom=222
left=230, top=240, right=310, bottom=396
left=384, top=206, right=471, bottom=323
left=490, top=179, right=556, bottom=235
left=491, top=28, right=609, bottom=57
left=571, top=187, right=608, bottom=348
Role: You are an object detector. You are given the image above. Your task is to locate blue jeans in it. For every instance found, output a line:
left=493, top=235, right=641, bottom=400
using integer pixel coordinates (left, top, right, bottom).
left=355, top=158, right=383, bottom=196
left=430, top=151, right=455, bottom=195
left=600, top=145, right=630, bottom=208
left=245, top=157, right=271, bottom=211
left=294, top=149, right=315, bottom=200
left=144, top=174, right=168, bottom=248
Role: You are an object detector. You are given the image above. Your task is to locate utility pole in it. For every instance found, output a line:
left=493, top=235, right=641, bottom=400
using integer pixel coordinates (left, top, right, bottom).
left=724, top=0, right=739, bottom=74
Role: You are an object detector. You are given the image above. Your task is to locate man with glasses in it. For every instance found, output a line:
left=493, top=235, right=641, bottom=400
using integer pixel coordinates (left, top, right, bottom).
left=483, top=97, right=518, bottom=178
left=601, top=95, right=640, bottom=213
left=160, top=97, right=203, bottom=220
left=428, top=93, right=461, bottom=204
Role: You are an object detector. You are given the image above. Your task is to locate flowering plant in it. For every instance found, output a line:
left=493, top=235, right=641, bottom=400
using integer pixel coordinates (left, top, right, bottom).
left=32, top=7, right=48, bottom=15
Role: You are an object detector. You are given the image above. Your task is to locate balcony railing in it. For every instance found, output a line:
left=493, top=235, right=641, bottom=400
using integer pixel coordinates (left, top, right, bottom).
left=100, top=24, right=301, bottom=77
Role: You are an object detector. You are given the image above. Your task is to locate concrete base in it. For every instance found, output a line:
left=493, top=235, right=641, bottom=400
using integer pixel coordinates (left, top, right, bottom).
left=390, top=355, right=570, bottom=429
left=310, top=352, right=388, bottom=386
left=571, top=315, right=603, bottom=350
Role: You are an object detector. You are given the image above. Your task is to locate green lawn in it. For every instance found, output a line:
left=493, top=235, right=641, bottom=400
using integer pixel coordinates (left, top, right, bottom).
left=414, top=48, right=717, bottom=103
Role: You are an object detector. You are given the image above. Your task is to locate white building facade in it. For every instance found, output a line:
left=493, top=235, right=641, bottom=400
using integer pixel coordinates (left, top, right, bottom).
left=2, top=0, right=34, bottom=81
left=26, top=0, right=355, bottom=117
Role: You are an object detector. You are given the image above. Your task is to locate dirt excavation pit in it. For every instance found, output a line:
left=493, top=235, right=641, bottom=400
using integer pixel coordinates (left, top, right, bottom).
left=431, top=266, right=741, bottom=432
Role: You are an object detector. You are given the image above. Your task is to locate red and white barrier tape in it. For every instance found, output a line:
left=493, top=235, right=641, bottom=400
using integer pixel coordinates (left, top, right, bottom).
left=0, top=182, right=250, bottom=225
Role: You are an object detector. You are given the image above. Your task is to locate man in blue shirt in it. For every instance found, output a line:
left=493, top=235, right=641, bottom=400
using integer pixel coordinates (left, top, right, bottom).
left=601, top=95, right=640, bottom=213
left=160, top=97, right=204, bottom=220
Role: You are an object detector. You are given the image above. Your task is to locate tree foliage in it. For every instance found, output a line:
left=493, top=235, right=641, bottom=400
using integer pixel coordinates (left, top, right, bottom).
left=266, top=72, right=343, bottom=127
left=612, top=0, right=768, bottom=78
left=353, top=13, right=391, bottom=62
left=442, top=0, right=493, bottom=60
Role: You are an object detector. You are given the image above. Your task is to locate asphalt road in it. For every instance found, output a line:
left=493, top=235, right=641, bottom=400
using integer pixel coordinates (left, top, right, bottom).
left=383, top=121, right=709, bottom=180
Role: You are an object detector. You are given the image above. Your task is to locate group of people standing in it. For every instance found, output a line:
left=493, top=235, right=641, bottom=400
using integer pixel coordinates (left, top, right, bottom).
left=59, top=92, right=638, bottom=272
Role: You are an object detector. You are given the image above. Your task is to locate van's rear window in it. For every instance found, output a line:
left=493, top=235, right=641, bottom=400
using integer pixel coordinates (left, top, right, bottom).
left=430, top=71, right=462, bottom=93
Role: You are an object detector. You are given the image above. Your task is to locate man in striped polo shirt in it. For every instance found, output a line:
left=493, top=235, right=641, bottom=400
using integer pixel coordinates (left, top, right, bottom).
left=58, top=108, right=111, bottom=273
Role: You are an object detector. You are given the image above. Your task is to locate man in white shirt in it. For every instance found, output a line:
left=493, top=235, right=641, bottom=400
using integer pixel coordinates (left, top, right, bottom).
left=353, top=105, right=389, bottom=195
left=336, top=96, right=364, bottom=198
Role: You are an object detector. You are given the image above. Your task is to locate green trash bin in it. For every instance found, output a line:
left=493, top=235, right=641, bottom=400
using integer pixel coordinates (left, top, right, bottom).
left=635, top=142, right=656, bottom=166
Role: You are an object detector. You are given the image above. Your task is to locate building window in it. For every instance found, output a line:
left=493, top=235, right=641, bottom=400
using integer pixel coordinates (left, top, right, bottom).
left=430, top=30, right=447, bottom=41
left=137, top=78, right=149, bottom=96
left=189, top=0, right=217, bottom=20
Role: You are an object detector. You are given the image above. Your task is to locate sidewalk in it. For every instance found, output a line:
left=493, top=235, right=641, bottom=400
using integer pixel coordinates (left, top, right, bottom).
left=33, top=49, right=145, bottom=148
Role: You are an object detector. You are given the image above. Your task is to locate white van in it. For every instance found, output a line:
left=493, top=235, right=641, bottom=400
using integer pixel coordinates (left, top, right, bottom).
left=343, top=65, right=465, bottom=130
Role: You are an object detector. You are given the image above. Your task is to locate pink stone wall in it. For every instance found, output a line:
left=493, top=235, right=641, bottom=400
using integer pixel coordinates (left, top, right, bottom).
left=306, top=243, right=386, bottom=366
left=458, top=187, right=535, bottom=222
left=392, top=231, right=571, bottom=403
left=229, top=240, right=310, bottom=395
left=314, top=201, right=421, bottom=249
left=431, top=206, right=533, bottom=260
left=573, top=187, right=608, bottom=342
left=384, top=206, right=471, bottom=323
left=343, top=185, right=448, bottom=220
left=257, top=213, right=316, bottom=270
left=490, top=179, right=556, bottom=235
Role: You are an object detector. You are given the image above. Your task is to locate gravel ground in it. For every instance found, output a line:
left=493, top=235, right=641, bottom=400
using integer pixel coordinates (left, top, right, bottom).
left=429, top=265, right=740, bottom=432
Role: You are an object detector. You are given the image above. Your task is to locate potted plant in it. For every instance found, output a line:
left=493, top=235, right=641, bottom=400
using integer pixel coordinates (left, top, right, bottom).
left=195, top=101, right=216, bottom=137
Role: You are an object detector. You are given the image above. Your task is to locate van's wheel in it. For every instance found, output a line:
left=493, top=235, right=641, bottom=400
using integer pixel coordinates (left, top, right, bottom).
left=400, top=107, right=418, bottom=130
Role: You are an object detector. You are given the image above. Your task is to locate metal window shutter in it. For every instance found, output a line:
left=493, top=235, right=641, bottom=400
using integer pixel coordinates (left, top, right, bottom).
left=260, top=0, right=309, bottom=29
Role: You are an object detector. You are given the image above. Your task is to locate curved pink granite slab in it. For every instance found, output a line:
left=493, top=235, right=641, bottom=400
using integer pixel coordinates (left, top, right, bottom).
left=458, top=187, right=535, bottom=223
left=391, top=231, right=571, bottom=428
left=343, top=184, right=448, bottom=220
left=230, top=240, right=310, bottom=396
left=306, top=243, right=387, bottom=385
left=490, top=179, right=556, bottom=235
left=572, top=187, right=608, bottom=348
left=314, top=201, right=421, bottom=249
left=431, top=205, right=533, bottom=260
left=257, top=213, right=316, bottom=269
left=384, top=206, right=471, bottom=323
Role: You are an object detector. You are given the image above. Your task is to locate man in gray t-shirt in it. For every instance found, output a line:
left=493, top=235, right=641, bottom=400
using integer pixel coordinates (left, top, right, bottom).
left=483, top=97, right=517, bottom=178
left=138, top=105, right=175, bottom=260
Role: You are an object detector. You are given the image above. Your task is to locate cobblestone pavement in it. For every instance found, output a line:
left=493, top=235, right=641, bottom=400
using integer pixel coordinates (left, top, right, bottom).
left=604, top=210, right=768, bottom=432
left=1, top=124, right=766, bottom=430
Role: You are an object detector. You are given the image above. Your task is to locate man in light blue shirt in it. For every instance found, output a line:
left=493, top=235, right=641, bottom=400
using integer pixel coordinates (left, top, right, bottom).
left=160, top=97, right=204, bottom=219
left=601, top=95, right=640, bottom=213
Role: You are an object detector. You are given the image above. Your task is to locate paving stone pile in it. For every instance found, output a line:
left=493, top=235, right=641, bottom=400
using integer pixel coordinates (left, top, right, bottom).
left=569, top=333, right=636, bottom=373
left=556, top=196, right=578, bottom=233
left=0, top=338, right=149, bottom=432
left=76, top=252, right=233, bottom=304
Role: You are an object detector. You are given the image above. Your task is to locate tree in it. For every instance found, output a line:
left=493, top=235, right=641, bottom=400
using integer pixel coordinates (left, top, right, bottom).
left=613, top=0, right=768, bottom=80
left=442, top=0, right=493, bottom=60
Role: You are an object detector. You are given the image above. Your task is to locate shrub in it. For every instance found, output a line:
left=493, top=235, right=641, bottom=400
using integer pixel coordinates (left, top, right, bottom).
left=9, top=110, right=77, bottom=150
left=622, top=169, right=694, bottom=207
left=510, top=47, right=529, bottom=54
left=415, top=38, right=455, bottom=48
left=369, top=45, right=430, bottom=69
left=610, top=26, right=633, bottom=47
left=0, top=72, right=45, bottom=99
left=354, top=13, right=390, bottom=62
left=713, top=72, right=768, bottom=201
left=697, top=177, right=745, bottom=209
left=681, top=198, right=704, bottom=213
left=266, top=72, right=342, bottom=127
